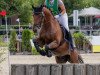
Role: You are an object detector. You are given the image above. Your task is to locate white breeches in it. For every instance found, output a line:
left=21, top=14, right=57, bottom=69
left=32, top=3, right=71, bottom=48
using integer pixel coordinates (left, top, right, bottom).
left=56, top=13, right=69, bottom=32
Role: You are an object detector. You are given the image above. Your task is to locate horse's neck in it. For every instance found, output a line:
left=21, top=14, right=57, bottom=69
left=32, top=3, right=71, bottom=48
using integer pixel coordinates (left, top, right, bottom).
left=42, top=9, right=57, bottom=29
left=45, top=14, right=54, bottom=21
left=43, top=8, right=54, bottom=21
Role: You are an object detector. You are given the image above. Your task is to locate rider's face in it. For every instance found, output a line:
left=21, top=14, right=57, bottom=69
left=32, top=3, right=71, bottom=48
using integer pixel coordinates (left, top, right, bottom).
left=49, top=0, right=54, bottom=4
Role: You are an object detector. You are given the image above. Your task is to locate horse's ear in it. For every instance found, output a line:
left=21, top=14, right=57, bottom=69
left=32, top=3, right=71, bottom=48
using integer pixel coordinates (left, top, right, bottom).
left=32, top=5, right=34, bottom=9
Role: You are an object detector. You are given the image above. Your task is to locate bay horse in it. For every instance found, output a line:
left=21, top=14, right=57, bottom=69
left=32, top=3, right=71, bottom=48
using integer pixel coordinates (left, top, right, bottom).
left=33, top=6, right=83, bottom=63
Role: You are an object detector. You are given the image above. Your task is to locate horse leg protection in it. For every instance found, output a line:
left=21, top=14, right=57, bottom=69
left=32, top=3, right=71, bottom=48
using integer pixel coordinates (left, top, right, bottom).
left=45, top=45, right=52, bottom=57
left=33, top=39, right=46, bottom=56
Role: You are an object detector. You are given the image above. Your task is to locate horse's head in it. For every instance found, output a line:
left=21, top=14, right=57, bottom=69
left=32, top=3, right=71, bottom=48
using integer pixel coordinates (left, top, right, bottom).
left=32, top=6, right=43, bottom=33
left=33, top=6, right=53, bottom=33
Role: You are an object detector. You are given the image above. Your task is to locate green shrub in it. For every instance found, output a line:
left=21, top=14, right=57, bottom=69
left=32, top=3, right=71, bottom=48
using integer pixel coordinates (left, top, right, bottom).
left=9, top=30, right=17, bottom=52
left=29, top=30, right=35, bottom=39
left=22, top=29, right=32, bottom=52
left=73, top=32, right=86, bottom=50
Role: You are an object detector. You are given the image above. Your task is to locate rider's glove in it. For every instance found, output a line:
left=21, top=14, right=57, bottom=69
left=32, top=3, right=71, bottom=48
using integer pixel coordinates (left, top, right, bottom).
left=54, top=13, right=62, bottom=19
left=54, top=15, right=59, bottom=19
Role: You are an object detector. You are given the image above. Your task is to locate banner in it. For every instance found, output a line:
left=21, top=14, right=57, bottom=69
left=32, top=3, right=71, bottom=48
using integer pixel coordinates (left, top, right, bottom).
left=0, top=10, right=6, bottom=16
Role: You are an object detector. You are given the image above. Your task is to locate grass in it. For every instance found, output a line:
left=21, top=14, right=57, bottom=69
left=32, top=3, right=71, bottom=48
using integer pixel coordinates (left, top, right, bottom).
left=0, top=35, right=8, bottom=47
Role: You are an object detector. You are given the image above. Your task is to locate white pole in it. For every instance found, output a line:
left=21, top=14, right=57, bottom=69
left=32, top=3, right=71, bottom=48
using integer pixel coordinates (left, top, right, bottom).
left=85, top=16, right=86, bottom=26
left=16, top=18, right=20, bottom=34
left=5, top=16, right=8, bottom=42
left=5, top=15, right=11, bottom=75
left=19, top=21, right=20, bottom=34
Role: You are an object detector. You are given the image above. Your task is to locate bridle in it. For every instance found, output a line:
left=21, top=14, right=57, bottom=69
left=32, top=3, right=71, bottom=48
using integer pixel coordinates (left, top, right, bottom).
left=33, top=11, right=51, bottom=27
left=33, top=5, right=56, bottom=26
left=33, top=11, right=44, bottom=26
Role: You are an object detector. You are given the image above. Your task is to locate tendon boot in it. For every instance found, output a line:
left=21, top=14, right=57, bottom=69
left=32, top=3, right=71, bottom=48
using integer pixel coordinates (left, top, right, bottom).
left=33, top=39, right=46, bottom=56
left=45, top=45, right=52, bottom=57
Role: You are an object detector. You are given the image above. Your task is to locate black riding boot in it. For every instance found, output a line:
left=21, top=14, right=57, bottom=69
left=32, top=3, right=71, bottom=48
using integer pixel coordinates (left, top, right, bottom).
left=65, top=31, right=75, bottom=51
left=65, top=31, right=79, bottom=63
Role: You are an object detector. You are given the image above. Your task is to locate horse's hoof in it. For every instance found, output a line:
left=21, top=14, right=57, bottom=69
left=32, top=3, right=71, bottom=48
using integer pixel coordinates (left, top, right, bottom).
left=46, top=51, right=52, bottom=57
left=39, top=50, right=46, bottom=56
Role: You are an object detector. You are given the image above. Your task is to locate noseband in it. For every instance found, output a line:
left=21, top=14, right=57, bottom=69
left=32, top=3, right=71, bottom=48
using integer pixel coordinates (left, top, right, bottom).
left=33, top=11, right=43, bottom=25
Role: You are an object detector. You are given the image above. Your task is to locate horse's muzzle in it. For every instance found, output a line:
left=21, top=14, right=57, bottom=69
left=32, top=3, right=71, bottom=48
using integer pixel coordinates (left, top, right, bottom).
left=33, top=24, right=41, bottom=33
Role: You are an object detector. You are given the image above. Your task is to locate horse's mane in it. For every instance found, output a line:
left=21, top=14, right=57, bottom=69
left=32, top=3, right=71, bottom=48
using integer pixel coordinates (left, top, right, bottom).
left=42, top=7, right=54, bottom=20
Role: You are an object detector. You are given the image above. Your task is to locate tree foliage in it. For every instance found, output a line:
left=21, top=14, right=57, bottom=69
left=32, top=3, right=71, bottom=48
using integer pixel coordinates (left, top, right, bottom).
left=0, top=0, right=100, bottom=23
left=9, top=29, right=17, bottom=52
left=0, top=0, right=33, bottom=24
left=22, top=29, right=32, bottom=52
left=64, top=0, right=100, bottom=14
left=73, top=32, right=85, bottom=50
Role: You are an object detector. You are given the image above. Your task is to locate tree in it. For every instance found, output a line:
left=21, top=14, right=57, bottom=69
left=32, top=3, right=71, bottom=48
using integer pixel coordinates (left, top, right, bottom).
left=9, top=29, right=17, bottom=53
left=73, top=32, right=84, bottom=50
left=22, top=29, right=32, bottom=52
left=80, top=0, right=100, bottom=8
left=0, top=0, right=33, bottom=24
left=64, top=0, right=82, bottom=14
left=0, top=0, right=100, bottom=24
left=64, top=0, right=100, bottom=14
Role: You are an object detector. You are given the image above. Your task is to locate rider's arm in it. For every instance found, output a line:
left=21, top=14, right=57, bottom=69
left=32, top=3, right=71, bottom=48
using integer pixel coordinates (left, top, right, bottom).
left=58, top=0, right=66, bottom=15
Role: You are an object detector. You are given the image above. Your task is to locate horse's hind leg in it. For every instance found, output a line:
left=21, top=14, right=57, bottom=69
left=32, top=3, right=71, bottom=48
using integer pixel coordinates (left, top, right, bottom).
left=78, top=54, right=84, bottom=63
left=70, top=50, right=79, bottom=63
left=55, top=55, right=70, bottom=64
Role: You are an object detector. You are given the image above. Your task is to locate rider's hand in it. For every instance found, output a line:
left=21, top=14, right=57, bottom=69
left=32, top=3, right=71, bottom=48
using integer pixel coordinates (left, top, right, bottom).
left=54, top=15, right=59, bottom=19
left=54, top=13, right=62, bottom=19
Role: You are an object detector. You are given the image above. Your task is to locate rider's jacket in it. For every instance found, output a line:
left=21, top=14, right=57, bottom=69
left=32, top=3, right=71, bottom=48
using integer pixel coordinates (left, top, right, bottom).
left=45, top=0, right=59, bottom=15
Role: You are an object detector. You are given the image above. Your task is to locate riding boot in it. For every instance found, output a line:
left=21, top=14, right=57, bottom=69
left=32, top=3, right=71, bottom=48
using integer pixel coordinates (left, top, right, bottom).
left=66, top=32, right=79, bottom=63
left=66, top=31, right=75, bottom=51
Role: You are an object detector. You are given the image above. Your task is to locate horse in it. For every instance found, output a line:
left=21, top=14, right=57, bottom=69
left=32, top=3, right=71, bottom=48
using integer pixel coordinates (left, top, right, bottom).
left=33, top=6, right=83, bottom=63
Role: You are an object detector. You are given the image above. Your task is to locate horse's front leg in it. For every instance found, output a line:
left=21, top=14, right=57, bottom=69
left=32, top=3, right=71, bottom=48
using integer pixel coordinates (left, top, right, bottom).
left=45, top=40, right=60, bottom=57
left=33, top=37, right=46, bottom=56
left=45, top=40, right=60, bottom=49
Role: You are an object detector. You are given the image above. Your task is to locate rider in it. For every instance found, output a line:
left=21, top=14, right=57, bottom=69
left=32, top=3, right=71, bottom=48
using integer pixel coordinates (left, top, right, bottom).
left=45, top=0, right=75, bottom=50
